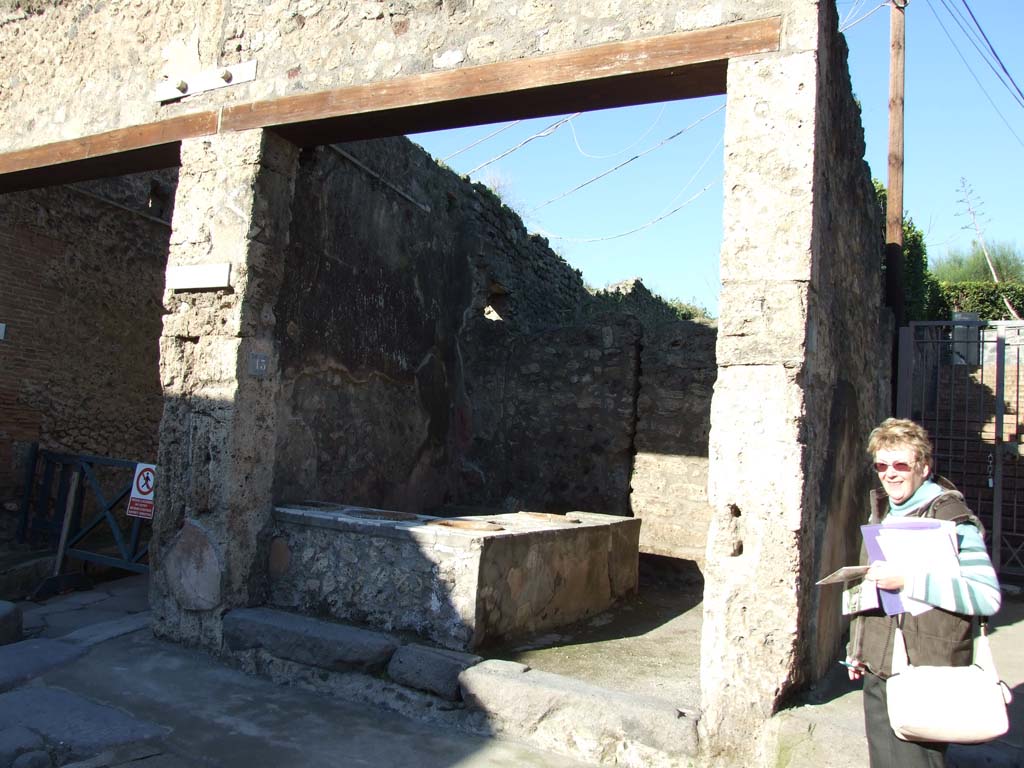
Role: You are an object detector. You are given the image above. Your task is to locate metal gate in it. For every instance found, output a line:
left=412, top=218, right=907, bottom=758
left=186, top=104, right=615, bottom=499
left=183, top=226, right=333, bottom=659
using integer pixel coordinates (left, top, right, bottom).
left=897, top=319, right=1024, bottom=576
left=17, top=446, right=151, bottom=576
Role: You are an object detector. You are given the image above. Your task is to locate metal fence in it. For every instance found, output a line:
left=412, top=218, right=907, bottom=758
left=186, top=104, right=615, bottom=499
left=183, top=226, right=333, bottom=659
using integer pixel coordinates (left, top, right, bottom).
left=897, top=320, right=1024, bottom=575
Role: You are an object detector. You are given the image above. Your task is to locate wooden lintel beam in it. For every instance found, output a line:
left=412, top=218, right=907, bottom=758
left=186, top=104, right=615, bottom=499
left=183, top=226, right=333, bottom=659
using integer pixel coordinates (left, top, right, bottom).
left=0, top=144, right=185, bottom=194
left=224, top=17, right=780, bottom=134
left=272, top=61, right=728, bottom=147
left=0, top=112, right=217, bottom=179
left=0, top=16, right=781, bottom=193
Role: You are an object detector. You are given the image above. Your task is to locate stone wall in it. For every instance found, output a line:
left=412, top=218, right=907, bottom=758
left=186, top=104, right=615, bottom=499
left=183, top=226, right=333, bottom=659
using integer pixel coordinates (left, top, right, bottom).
left=585, top=278, right=695, bottom=326
left=800, top=14, right=888, bottom=688
left=0, top=173, right=173, bottom=544
left=272, top=138, right=614, bottom=514
left=702, top=2, right=886, bottom=760
left=457, top=314, right=642, bottom=516
left=151, top=130, right=300, bottom=650
left=631, top=320, right=717, bottom=561
left=272, top=138, right=715, bottom=531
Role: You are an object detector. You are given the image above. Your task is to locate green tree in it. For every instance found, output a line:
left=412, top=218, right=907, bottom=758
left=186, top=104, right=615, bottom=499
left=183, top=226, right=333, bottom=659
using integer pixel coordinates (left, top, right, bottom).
left=930, top=241, right=1024, bottom=283
left=874, top=181, right=943, bottom=321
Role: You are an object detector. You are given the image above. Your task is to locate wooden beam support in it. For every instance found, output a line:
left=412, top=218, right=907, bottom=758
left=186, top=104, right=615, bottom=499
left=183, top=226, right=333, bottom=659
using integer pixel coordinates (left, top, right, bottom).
left=269, top=61, right=729, bottom=148
left=0, top=112, right=218, bottom=192
left=0, top=16, right=781, bottom=193
left=224, top=17, right=781, bottom=140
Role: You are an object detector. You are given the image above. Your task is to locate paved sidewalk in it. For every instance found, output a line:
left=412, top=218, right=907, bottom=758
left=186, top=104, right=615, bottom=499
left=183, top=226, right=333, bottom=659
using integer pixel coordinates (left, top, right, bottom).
left=1, top=577, right=592, bottom=768
left=3, top=575, right=1023, bottom=767
left=17, top=575, right=149, bottom=641
left=771, top=592, right=1024, bottom=768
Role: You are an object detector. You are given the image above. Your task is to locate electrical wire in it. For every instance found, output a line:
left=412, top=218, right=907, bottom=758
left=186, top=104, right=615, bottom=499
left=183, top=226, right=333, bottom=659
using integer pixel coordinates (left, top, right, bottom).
left=442, top=120, right=523, bottom=162
left=566, top=105, right=667, bottom=159
left=839, top=0, right=870, bottom=31
left=958, top=0, right=1024, bottom=106
left=535, top=180, right=718, bottom=244
left=652, top=137, right=724, bottom=214
left=927, top=1, right=1024, bottom=149
left=839, top=2, right=888, bottom=33
left=936, top=0, right=1016, bottom=105
left=535, top=134, right=722, bottom=243
left=527, top=103, right=725, bottom=214
left=465, top=114, right=580, bottom=175
left=937, top=0, right=1024, bottom=109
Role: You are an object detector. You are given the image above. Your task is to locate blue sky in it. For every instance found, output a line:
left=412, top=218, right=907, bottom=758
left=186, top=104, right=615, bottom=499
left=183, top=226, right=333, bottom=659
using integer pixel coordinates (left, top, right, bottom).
left=410, top=1, right=1022, bottom=317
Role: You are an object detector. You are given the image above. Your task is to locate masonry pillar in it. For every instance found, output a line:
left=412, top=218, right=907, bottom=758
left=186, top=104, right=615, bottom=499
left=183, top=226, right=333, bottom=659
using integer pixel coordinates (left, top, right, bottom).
left=699, top=7, right=824, bottom=762
left=150, top=129, right=299, bottom=649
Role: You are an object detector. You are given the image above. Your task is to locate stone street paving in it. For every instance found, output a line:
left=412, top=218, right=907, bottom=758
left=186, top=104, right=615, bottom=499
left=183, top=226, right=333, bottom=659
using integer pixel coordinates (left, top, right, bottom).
left=0, top=576, right=593, bottom=768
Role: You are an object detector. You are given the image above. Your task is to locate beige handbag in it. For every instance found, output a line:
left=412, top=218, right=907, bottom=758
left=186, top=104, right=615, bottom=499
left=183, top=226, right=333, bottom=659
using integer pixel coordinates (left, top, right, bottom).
left=886, top=620, right=1012, bottom=744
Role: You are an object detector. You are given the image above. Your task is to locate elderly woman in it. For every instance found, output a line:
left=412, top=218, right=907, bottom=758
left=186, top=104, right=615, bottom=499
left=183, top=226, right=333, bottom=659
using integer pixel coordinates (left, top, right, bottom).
left=846, top=418, right=1001, bottom=768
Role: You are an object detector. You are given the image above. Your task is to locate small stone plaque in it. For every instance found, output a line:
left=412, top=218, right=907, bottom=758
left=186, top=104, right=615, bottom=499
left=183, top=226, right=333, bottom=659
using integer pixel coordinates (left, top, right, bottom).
left=249, top=353, right=269, bottom=378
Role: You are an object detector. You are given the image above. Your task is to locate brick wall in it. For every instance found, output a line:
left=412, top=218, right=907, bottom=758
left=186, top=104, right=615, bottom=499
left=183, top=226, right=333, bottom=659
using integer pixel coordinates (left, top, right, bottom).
left=0, top=176, right=173, bottom=543
left=0, top=225, right=62, bottom=506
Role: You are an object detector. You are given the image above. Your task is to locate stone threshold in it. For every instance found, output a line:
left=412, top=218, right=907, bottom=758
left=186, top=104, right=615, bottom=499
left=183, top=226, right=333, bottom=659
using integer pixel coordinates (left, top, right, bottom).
left=221, top=606, right=700, bottom=768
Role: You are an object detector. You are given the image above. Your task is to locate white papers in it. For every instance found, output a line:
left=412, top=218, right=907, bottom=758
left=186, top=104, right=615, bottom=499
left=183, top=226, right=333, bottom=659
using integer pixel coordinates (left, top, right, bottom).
left=875, top=517, right=959, bottom=616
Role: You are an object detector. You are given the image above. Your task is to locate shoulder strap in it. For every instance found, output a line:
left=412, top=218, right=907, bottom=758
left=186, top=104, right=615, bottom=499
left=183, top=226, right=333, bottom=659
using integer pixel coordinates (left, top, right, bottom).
left=927, top=492, right=986, bottom=539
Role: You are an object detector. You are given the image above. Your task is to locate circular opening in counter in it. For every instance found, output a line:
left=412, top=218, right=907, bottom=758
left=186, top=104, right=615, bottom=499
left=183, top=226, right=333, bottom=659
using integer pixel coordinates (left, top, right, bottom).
left=427, top=519, right=505, bottom=531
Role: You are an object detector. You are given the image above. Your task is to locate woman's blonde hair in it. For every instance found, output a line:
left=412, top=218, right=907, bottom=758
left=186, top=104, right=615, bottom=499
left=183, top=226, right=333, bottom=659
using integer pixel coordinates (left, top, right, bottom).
left=867, top=418, right=934, bottom=470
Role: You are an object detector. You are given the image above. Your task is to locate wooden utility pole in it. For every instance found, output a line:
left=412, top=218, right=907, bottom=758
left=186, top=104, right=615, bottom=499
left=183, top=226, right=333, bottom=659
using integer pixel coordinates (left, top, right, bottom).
left=885, top=0, right=907, bottom=329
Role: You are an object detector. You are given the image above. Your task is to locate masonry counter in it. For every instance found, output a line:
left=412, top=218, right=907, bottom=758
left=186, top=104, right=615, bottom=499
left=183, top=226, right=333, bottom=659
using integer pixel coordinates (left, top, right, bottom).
left=267, top=504, right=640, bottom=651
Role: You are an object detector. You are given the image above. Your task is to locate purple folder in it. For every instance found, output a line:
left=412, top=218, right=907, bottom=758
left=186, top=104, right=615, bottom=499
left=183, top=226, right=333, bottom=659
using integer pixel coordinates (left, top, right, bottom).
left=861, top=519, right=945, bottom=615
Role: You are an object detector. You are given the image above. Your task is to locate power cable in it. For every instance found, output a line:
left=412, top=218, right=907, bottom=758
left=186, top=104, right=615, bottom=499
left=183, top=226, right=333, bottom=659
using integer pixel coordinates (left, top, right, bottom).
left=926, top=1, right=1024, bottom=149
left=937, top=0, right=1024, bottom=108
left=566, top=105, right=667, bottom=159
left=958, top=0, right=1024, bottom=106
left=536, top=180, right=718, bottom=244
left=536, top=135, right=720, bottom=241
left=839, top=0, right=870, bottom=31
left=839, top=2, right=888, bottom=33
left=441, top=120, right=523, bottom=163
left=466, top=113, right=580, bottom=175
left=652, top=137, right=724, bottom=215
left=527, top=103, right=725, bottom=214
left=536, top=135, right=722, bottom=243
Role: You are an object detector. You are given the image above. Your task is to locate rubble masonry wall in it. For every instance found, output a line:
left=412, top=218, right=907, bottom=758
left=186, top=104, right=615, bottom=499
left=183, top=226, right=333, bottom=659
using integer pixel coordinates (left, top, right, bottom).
left=272, top=138, right=645, bottom=517
left=0, top=174, right=173, bottom=544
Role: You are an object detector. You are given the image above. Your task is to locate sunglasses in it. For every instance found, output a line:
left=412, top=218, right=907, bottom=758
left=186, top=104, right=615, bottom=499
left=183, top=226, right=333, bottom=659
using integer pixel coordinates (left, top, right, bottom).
left=873, top=460, right=914, bottom=473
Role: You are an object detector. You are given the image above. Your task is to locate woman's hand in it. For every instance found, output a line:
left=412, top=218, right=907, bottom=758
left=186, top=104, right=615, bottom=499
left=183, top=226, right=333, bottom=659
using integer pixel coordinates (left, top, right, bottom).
left=844, top=658, right=864, bottom=680
left=866, top=561, right=905, bottom=591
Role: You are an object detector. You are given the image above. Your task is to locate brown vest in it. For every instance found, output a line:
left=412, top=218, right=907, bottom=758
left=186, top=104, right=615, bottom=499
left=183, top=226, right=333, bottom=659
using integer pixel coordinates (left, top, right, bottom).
left=848, top=482, right=981, bottom=678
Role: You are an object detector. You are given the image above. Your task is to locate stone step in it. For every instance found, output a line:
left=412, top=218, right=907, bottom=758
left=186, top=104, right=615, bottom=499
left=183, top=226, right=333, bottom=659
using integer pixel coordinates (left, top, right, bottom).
left=223, top=606, right=401, bottom=675
left=458, top=659, right=699, bottom=768
left=222, top=607, right=699, bottom=767
left=223, top=607, right=481, bottom=701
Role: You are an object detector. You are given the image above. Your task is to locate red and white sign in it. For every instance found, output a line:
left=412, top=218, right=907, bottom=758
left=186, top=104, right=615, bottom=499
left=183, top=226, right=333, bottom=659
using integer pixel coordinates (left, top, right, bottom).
left=127, top=463, right=156, bottom=520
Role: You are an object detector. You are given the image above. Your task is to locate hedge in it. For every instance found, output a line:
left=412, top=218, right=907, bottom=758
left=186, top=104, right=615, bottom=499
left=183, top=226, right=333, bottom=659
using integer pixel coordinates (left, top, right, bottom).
left=934, top=281, right=1024, bottom=321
